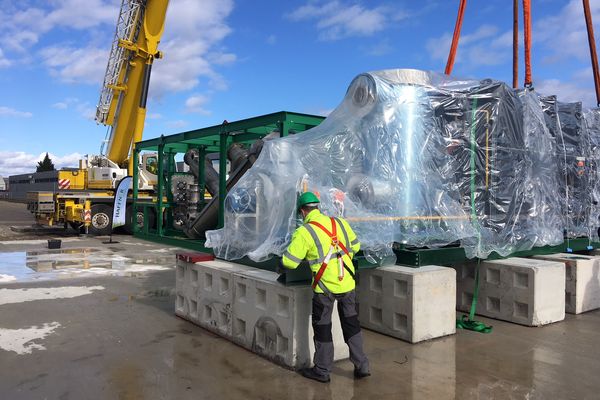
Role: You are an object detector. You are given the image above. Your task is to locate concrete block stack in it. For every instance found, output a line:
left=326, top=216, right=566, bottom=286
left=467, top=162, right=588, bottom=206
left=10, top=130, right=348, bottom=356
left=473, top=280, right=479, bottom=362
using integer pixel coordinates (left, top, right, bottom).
left=357, top=265, right=456, bottom=343
left=175, top=256, right=348, bottom=369
left=533, top=253, right=600, bottom=314
left=454, top=258, right=565, bottom=326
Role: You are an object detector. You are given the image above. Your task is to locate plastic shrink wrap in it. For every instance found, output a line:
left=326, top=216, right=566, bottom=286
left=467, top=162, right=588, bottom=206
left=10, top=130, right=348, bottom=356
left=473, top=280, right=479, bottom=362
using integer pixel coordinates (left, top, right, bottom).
left=205, top=69, right=596, bottom=263
left=584, top=108, right=600, bottom=240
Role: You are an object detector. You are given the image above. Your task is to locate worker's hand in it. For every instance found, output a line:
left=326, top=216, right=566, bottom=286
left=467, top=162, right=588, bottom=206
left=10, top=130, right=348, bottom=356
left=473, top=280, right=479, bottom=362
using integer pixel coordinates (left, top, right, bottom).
left=276, top=260, right=286, bottom=275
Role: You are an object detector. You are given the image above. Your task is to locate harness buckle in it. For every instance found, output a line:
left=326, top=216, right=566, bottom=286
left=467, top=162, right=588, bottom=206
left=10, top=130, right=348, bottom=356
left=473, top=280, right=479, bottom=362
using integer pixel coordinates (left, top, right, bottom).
left=331, top=236, right=338, bottom=247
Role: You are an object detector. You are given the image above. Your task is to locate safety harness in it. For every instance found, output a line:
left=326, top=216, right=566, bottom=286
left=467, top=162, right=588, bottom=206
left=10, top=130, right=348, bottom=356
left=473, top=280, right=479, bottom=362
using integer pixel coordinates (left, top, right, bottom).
left=308, top=217, right=355, bottom=291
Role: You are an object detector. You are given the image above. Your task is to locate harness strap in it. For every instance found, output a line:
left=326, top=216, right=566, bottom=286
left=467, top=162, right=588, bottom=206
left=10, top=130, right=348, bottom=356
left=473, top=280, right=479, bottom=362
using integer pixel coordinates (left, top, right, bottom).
left=308, top=219, right=351, bottom=257
left=308, top=217, right=354, bottom=290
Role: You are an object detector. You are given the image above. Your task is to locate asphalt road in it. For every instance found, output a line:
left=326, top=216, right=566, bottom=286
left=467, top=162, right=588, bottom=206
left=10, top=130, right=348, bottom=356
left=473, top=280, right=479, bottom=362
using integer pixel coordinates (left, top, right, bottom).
left=1, top=202, right=600, bottom=399
left=0, top=201, right=35, bottom=225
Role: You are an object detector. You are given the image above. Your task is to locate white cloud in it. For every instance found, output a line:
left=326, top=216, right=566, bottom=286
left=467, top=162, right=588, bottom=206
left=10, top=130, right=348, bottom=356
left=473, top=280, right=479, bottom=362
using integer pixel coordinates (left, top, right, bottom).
left=150, top=0, right=235, bottom=98
left=1, top=1, right=118, bottom=52
left=536, top=78, right=596, bottom=108
left=366, top=40, right=393, bottom=56
left=0, top=0, right=236, bottom=120
left=287, top=1, right=392, bottom=41
left=75, top=102, right=95, bottom=121
left=534, top=0, right=600, bottom=63
left=40, top=45, right=107, bottom=84
left=267, top=35, right=277, bottom=45
left=50, top=98, right=95, bottom=120
left=536, top=67, right=597, bottom=107
left=185, top=94, right=211, bottom=115
left=166, top=120, right=188, bottom=130
left=52, top=102, right=68, bottom=110
left=0, top=106, right=32, bottom=118
left=147, top=113, right=162, bottom=120
left=0, top=48, right=11, bottom=67
left=426, top=24, right=509, bottom=68
left=0, top=151, right=83, bottom=176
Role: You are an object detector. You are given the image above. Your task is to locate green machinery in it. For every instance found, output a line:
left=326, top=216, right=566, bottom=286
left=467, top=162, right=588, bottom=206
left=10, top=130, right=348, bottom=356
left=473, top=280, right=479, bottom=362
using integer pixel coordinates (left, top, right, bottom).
left=132, top=111, right=599, bottom=278
left=132, top=111, right=325, bottom=253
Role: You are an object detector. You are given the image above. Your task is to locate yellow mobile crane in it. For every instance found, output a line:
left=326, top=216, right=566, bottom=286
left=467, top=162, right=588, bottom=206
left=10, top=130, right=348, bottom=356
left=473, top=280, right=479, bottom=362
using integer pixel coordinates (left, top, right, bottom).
left=28, top=0, right=169, bottom=234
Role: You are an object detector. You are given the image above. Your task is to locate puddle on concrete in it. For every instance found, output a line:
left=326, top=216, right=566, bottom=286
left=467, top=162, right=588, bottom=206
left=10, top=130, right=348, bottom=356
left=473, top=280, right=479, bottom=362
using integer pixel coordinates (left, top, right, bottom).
left=0, top=248, right=174, bottom=283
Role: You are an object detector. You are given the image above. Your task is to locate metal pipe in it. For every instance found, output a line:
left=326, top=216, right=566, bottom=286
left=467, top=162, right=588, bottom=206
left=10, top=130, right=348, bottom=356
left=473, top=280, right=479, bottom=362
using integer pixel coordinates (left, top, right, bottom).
left=184, top=148, right=220, bottom=195
left=345, top=215, right=470, bottom=222
left=228, top=143, right=249, bottom=172
left=204, top=158, right=219, bottom=196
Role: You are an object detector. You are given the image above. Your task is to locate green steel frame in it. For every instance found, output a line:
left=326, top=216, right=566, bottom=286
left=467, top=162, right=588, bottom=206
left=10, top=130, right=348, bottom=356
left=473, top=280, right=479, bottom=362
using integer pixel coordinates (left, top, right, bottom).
left=394, top=238, right=600, bottom=267
left=132, top=111, right=325, bottom=254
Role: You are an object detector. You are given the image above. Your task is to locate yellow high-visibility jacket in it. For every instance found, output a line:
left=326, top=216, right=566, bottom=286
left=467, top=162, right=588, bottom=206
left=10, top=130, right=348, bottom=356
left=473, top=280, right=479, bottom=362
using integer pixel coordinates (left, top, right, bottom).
left=282, top=209, right=360, bottom=294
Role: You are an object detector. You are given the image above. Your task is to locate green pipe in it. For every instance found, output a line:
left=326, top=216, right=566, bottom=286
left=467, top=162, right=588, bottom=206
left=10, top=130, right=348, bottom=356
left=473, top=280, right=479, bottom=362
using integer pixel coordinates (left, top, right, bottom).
left=157, top=143, right=165, bottom=236
left=218, top=133, right=228, bottom=228
left=469, top=98, right=479, bottom=222
left=132, top=149, right=140, bottom=234
left=198, top=146, right=206, bottom=208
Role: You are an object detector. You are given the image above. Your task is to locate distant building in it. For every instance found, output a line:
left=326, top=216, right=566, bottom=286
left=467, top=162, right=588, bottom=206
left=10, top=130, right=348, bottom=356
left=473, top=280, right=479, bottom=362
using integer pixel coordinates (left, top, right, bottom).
left=0, top=176, right=5, bottom=191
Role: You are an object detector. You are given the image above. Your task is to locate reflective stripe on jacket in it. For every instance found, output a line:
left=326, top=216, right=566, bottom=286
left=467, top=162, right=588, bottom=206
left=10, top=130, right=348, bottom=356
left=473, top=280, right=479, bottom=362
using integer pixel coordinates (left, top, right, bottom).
left=282, top=209, right=360, bottom=294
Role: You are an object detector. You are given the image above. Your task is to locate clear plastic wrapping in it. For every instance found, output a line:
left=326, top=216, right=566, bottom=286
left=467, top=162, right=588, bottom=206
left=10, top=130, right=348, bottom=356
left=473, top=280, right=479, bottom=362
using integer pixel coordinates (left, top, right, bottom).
left=584, top=108, right=600, bottom=240
left=205, top=69, right=599, bottom=263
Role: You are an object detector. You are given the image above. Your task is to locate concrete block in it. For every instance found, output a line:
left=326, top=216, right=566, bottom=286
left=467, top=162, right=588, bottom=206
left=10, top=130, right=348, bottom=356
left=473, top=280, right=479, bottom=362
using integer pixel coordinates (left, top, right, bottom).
left=175, top=258, right=193, bottom=320
left=182, top=260, right=252, bottom=335
left=455, top=258, right=565, bottom=326
left=231, top=268, right=348, bottom=369
left=176, top=260, right=349, bottom=370
left=533, top=253, right=600, bottom=314
left=357, top=265, right=456, bottom=343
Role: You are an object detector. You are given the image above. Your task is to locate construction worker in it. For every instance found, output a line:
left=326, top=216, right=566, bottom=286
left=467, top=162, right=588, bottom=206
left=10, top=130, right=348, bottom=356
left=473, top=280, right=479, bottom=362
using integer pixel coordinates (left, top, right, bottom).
left=281, top=191, right=370, bottom=383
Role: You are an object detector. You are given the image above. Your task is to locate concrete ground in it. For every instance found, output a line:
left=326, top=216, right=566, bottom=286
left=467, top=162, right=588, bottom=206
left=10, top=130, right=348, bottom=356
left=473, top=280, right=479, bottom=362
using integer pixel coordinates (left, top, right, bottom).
left=1, top=201, right=599, bottom=399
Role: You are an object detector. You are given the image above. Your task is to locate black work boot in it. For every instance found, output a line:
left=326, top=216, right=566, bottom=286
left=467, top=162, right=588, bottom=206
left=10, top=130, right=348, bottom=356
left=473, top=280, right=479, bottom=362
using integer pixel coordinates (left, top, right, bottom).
left=299, top=367, right=330, bottom=383
left=353, top=367, right=371, bottom=379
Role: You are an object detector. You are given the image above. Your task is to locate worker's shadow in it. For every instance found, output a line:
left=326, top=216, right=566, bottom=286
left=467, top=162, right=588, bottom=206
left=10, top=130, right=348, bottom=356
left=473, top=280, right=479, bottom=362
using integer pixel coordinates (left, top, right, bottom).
left=582, top=260, right=600, bottom=314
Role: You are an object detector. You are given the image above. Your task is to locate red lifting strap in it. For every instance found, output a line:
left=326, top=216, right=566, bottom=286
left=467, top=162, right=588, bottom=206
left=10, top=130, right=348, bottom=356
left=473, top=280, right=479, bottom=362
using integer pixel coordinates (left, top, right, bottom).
left=513, top=0, right=519, bottom=89
left=445, top=0, right=467, bottom=75
left=522, top=0, right=533, bottom=87
left=308, top=218, right=350, bottom=289
left=583, top=0, right=600, bottom=107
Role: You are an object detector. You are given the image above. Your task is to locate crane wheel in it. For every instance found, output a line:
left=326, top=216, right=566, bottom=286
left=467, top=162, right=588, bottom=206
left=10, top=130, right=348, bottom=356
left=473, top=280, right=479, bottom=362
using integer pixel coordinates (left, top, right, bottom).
left=89, top=204, right=113, bottom=236
left=123, top=205, right=147, bottom=234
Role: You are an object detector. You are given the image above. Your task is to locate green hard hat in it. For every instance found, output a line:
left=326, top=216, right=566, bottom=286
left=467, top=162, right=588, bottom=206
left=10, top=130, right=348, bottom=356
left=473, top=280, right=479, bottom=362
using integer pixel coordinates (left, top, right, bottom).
left=297, top=191, right=320, bottom=210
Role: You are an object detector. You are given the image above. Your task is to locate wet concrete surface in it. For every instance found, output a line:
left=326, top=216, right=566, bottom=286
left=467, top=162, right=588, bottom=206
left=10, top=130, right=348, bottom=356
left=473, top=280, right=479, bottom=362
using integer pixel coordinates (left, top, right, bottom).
left=1, top=203, right=600, bottom=399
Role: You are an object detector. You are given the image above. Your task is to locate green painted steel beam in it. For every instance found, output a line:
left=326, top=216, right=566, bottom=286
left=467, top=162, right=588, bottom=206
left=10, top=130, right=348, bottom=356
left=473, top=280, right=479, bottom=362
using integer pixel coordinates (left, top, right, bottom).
left=133, top=232, right=213, bottom=252
left=394, top=238, right=600, bottom=267
left=136, top=111, right=324, bottom=151
left=231, top=132, right=267, bottom=143
left=218, top=132, right=228, bottom=228
left=156, top=144, right=165, bottom=236
left=132, top=149, right=140, bottom=234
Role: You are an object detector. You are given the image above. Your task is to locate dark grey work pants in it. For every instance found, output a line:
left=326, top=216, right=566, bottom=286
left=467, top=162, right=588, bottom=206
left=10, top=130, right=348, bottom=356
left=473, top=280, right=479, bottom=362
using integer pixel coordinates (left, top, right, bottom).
left=312, top=289, right=369, bottom=376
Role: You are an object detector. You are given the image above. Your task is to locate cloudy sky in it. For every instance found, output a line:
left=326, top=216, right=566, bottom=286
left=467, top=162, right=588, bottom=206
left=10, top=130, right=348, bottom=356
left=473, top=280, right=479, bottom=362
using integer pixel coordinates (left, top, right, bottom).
left=0, top=0, right=598, bottom=176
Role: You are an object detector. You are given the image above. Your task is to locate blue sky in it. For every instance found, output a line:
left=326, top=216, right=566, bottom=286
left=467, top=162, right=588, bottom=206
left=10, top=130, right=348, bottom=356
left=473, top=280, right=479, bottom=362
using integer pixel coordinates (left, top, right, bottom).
left=0, top=0, right=598, bottom=176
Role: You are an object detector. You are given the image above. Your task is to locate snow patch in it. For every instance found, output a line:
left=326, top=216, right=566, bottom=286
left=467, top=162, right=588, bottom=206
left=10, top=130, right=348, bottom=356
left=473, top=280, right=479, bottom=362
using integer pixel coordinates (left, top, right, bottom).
left=0, top=274, right=16, bottom=283
left=0, top=238, right=81, bottom=245
left=0, top=322, right=61, bottom=354
left=0, top=285, right=104, bottom=306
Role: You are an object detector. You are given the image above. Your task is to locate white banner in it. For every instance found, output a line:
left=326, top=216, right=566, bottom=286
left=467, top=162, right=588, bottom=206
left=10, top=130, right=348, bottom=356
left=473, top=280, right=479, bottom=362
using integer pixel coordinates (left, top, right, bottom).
left=111, top=176, right=132, bottom=230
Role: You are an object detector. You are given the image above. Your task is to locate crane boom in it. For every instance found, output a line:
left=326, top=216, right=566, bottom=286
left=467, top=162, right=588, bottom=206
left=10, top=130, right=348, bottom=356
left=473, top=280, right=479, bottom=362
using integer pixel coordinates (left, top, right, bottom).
left=95, top=0, right=169, bottom=169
